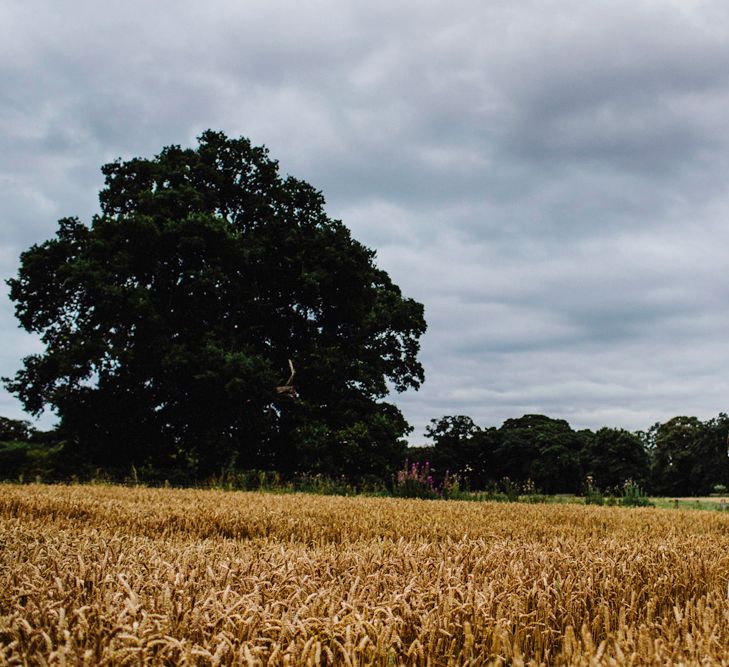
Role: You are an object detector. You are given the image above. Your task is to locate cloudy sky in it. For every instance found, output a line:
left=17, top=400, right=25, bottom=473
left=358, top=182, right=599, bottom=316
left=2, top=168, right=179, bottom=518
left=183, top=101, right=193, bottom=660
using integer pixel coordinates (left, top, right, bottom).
left=2, top=0, right=729, bottom=440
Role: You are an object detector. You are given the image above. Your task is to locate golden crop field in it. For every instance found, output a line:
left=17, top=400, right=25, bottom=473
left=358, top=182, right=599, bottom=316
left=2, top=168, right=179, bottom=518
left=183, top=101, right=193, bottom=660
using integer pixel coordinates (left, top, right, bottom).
left=2, top=485, right=729, bottom=665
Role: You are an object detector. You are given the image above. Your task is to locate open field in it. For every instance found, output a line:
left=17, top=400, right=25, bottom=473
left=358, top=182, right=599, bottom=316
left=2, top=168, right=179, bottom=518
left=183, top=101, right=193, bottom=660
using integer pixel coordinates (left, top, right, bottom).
left=2, top=485, right=729, bottom=665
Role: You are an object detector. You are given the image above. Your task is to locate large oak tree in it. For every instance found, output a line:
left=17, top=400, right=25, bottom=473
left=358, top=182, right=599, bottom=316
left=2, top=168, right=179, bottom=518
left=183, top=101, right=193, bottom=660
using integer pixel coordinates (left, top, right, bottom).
left=5, top=131, right=426, bottom=479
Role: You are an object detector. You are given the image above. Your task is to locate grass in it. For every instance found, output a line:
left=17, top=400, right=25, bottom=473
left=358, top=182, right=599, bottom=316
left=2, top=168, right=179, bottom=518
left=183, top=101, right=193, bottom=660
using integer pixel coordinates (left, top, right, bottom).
left=651, top=496, right=729, bottom=511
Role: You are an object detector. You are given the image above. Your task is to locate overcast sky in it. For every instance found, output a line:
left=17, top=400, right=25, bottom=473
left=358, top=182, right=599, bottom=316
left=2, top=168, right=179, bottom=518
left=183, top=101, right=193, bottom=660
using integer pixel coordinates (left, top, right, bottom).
left=2, top=0, right=729, bottom=440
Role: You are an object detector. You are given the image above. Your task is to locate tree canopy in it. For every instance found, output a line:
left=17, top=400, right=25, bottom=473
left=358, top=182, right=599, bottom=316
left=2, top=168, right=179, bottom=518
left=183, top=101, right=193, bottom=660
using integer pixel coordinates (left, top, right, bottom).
left=5, top=131, right=426, bottom=479
left=649, top=415, right=729, bottom=496
left=410, top=414, right=654, bottom=494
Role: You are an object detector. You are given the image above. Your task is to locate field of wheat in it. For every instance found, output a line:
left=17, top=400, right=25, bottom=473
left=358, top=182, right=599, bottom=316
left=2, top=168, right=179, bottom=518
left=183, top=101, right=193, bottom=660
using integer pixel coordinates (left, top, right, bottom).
left=1, top=485, right=729, bottom=665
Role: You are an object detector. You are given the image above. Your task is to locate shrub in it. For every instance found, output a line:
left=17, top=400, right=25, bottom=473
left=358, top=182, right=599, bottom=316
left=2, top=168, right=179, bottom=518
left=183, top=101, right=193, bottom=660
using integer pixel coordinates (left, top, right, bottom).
left=357, top=475, right=390, bottom=496
left=211, top=469, right=282, bottom=491
left=583, top=476, right=605, bottom=506
left=393, top=461, right=439, bottom=499
left=0, top=440, right=64, bottom=481
left=293, top=473, right=357, bottom=496
left=441, top=471, right=473, bottom=500
left=620, top=480, right=653, bottom=507
left=499, top=477, right=521, bottom=502
left=519, top=478, right=548, bottom=503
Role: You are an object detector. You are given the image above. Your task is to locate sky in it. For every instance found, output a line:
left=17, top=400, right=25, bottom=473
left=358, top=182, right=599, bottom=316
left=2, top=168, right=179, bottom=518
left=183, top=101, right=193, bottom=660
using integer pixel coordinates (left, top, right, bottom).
left=2, top=0, right=728, bottom=441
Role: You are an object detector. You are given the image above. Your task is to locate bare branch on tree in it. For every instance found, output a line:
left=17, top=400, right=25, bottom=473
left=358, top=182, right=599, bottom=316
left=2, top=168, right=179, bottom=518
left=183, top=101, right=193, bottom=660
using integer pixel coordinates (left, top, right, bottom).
left=275, top=359, right=297, bottom=398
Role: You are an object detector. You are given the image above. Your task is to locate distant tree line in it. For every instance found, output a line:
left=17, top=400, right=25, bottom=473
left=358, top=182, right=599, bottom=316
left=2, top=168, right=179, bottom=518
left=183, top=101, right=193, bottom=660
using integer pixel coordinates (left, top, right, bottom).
left=1, top=412, right=727, bottom=496
left=407, top=413, right=729, bottom=496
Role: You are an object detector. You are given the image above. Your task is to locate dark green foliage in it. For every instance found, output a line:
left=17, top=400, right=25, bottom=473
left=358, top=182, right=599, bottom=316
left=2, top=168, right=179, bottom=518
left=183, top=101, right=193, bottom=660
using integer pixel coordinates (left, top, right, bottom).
left=0, top=420, right=68, bottom=481
left=0, top=417, right=32, bottom=442
left=413, top=412, right=729, bottom=497
left=0, top=440, right=64, bottom=481
left=581, top=427, right=649, bottom=491
left=5, top=131, right=426, bottom=481
left=422, top=416, right=499, bottom=489
left=650, top=416, right=703, bottom=496
left=425, top=416, right=481, bottom=482
left=650, top=414, right=729, bottom=496
left=292, top=396, right=409, bottom=481
left=415, top=414, right=586, bottom=494
left=496, top=415, right=583, bottom=494
left=691, top=413, right=729, bottom=494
